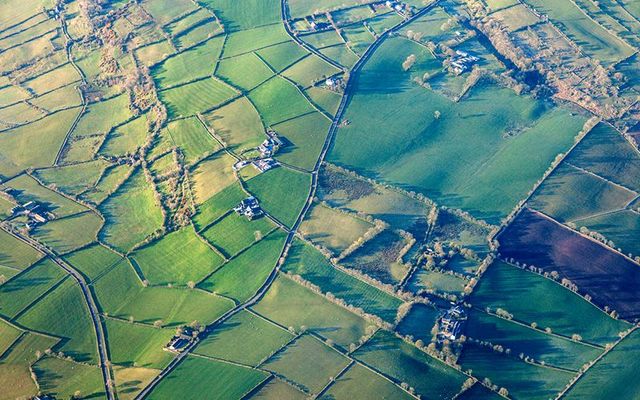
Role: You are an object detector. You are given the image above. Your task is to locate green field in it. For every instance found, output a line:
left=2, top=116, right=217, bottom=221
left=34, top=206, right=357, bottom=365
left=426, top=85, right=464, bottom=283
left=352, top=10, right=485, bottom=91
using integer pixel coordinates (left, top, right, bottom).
left=195, top=310, right=293, bottom=366
left=0, top=319, right=22, bottom=355
left=248, top=75, right=315, bottom=125
left=263, top=334, right=350, bottom=394
left=148, top=355, right=268, bottom=400
left=470, top=260, right=629, bottom=346
left=94, top=259, right=233, bottom=326
left=132, top=226, right=225, bottom=285
left=163, top=117, right=221, bottom=164
left=272, top=111, right=332, bottom=170
left=160, top=78, right=237, bottom=118
left=200, top=212, right=276, bottom=258
left=0, top=259, right=66, bottom=319
left=342, top=229, right=410, bottom=284
left=245, top=166, right=311, bottom=228
left=299, top=202, right=373, bottom=255
left=198, top=230, right=287, bottom=302
left=5, top=174, right=88, bottom=217
left=459, top=343, right=574, bottom=400
left=191, top=152, right=237, bottom=205
left=99, top=168, right=164, bottom=253
left=396, top=303, right=441, bottom=344
left=104, top=317, right=175, bottom=369
left=252, top=274, right=369, bottom=347
left=32, top=211, right=103, bottom=254
left=564, top=329, right=640, bottom=399
left=353, top=330, right=467, bottom=399
left=33, top=356, right=105, bottom=399
left=200, top=97, right=266, bottom=153
left=320, top=362, right=414, bottom=400
left=250, top=378, right=307, bottom=400
left=193, top=183, right=247, bottom=230
left=35, top=159, right=109, bottom=196
left=282, top=239, right=404, bottom=323
left=63, top=244, right=122, bottom=282
left=0, top=229, right=43, bottom=270
left=17, top=279, right=98, bottom=363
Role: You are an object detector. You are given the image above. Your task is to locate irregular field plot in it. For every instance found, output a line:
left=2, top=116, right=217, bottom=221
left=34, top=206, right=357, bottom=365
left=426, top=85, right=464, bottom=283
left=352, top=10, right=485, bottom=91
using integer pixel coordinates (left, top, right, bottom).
left=195, top=310, right=293, bottom=366
left=252, top=275, right=369, bottom=347
left=282, top=239, right=403, bottom=323
left=148, top=355, right=268, bottom=400
left=200, top=212, right=276, bottom=258
left=263, top=334, right=350, bottom=394
left=353, top=330, right=467, bottom=400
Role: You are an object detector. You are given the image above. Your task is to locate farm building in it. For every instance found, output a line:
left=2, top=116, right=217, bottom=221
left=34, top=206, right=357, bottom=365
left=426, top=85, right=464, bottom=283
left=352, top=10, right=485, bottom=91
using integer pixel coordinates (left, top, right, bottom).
left=253, top=158, right=279, bottom=173
left=258, top=132, right=283, bottom=157
left=234, top=197, right=263, bottom=220
left=438, top=305, right=467, bottom=341
left=449, top=50, right=479, bottom=75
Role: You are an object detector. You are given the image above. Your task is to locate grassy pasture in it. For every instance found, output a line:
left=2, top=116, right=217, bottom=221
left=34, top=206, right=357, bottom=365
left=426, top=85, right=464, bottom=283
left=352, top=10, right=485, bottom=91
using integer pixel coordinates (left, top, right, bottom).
left=100, top=115, right=149, bottom=157
left=252, top=274, right=369, bottom=347
left=396, top=303, right=440, bottom=344
left=113, top=366, right=159, bottom=400
left=407, top=269, right=467, bottom=295
left=148, top=355, right=268, bottom=399
left=521, top=0, right=634, bottom=63
left=272, top=111, right=331, bottom=170
left=304, top=86, right=342, bottom=116
left=431, top=209, right=492, bottom=255
left=458, top=383, right=504, bottom=400
left=257, top=40, right=309, bottom=72
left=466, top=310, right=602, bottom=371
left=0, top=319, right=22, bottom=355
left=499, top=208, right=640, bottom=321
left=342, top=24, right=375, bottom=56
left=152, top=36, right=224, bottom=89
left=32, top=211, right=103, bottom=254
left=320, top=362, right=414, bottom=400
left=459, top=343, right=574, bottom=400
left=576, top=210, right=640, bottom=258
left=17, top=279, right=98, bottom=363
left=0, top=229, right=43, bottom=270
left=288, top=0, right=367, bottom=18
left=61, top=135, right=104, bottom=164
left=0, top=108, right=79, bottom=178
left=201, top=96, right=265, bottom=153
left=282, top=54, right=341, bottom=88
left=491, top=4, right=540, bottom=32
left=32, top=356, right=105, bottom=400
left=342, top=229, right=410, bottom=284
left=135, top=40, right=174, bottom=66
left=328, top=36, right=585, bottom=223
left=367, top=11, right=404, bottom=35
left=195, top=310, right=293, bottom=366
left=35, top=159, right=108, bottom=196
left=564, top=329, right=640, bottom=400
left=99, top=168, right=164, bottom=253
left=0, top=333, right=59, bottom=400
left=63, top=244, right=122, bottom=282
left=30, top=84, right=82, bottom=113
left=198, top=230, right=287, bottom=302
left=248, top=76, right=315, bottom=126
left=0, top=259, right=66, bottom=319
left=318, top=166, right=429, bottom=236
left=471, top=260, right=629, bottom=346
left=528, top=163, right=637, bottom=223
left=319, top=44, right=360, bottom=69
left=282, top=239, right=403, bottom=323
left=300, top=30, right=345, bottom=49
left=142, top=0, right=197, bottom=25
left=94, top=259, right=233, bottom=326
left=22, top=63, right=80, bottom=95
left=201, top=212, right=276, bottom=258
left=353, top=330, right=467, bottom=400
left=174, top=20, right=222, bottom=50
left=216, top=52, right=275, bottom=91
left=222, top=24, right=290, bottom=58
left=245, top=166, right=311, bottom=228
left=0, top=85, right=29, bottom=108
left=160, top=78, right=236, bottom=118
left=263, top=334, right=350, bottom=394
left=193, top=182, right=246, bottom=230
left=566, top=123, right=640, bottom=193
left=82, top=163, right=133, bottom=206
left=104, top=317, right=175, bottom=369
left=73, top=94, right=132, bottom=137
left=164, top=116, right=221, bottom=163
left=250, top=378, right=306, bottom=400
left=131, top=226, right=225, bottom=285
left=0, top=101, right=44, bottom=126
left=191, top=152, right=237, bottom=204
left=202, top=0, right=281, bottom=32
left=299, top=202, right=373, bottom=254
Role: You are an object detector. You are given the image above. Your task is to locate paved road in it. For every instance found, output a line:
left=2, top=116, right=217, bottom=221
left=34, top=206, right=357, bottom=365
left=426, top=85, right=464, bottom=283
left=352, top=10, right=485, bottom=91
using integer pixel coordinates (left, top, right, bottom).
left=1, top=225, right=115, bottom=400
left=134, top=4, right=438, bottom=398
